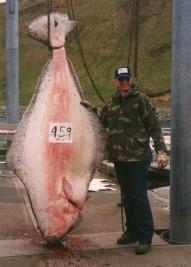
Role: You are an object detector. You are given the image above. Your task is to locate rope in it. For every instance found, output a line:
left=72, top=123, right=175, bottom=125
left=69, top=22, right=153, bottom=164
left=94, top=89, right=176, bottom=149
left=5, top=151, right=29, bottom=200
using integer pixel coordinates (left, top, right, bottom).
left=120, top=193, right=125, bottom=233
left=66, top=0, right=71, bottom=16
left=127, top=0, right=140, bottom=78
left=67, top=57, right=85, bottom=100
left=127, top=0, right=136, bottom=66
left=47, top=0, right=52, bottom=50
left=66, top=0, right=106, bottom=103
left=56, top=0, right=65, bottom=11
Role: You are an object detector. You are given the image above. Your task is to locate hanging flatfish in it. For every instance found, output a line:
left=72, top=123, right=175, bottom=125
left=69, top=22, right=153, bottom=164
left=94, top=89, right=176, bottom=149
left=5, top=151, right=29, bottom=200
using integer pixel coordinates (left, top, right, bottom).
left=6, top=13, right=104, bottom=243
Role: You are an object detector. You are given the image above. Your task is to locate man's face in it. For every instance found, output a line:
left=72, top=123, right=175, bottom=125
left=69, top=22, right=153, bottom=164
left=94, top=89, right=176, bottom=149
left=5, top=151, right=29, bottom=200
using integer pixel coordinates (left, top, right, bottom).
left=115, top=78, right=130, bottom=94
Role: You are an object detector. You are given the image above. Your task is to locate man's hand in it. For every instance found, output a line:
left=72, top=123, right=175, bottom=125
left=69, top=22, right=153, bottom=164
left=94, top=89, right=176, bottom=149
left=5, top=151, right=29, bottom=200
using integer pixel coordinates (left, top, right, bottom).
left=80, top=100, right=97, bottom=111
left=157, top=151, right=169, bottom=169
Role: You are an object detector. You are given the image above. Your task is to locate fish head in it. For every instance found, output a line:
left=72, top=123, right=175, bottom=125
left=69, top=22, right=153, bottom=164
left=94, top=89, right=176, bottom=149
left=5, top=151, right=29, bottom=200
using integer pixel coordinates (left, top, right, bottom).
left=26, top=13, right=77, bottom=48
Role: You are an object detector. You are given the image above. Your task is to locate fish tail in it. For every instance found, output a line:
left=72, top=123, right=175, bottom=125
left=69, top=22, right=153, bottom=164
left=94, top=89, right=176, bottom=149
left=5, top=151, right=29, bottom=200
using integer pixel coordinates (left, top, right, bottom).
left=26, top=13, right=76, bottom=48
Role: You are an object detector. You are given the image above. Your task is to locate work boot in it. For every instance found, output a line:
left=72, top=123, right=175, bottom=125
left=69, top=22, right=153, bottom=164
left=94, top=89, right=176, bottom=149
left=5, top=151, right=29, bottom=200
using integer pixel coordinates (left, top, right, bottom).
left=117, top=232, right=138, bottom=245
left=135, top=243, right=151, bottom=255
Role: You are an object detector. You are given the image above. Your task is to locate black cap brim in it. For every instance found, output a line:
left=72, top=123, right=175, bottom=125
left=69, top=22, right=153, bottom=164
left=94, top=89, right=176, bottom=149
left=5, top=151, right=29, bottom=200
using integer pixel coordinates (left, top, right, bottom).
left=117, top=74, right=130, bottom=80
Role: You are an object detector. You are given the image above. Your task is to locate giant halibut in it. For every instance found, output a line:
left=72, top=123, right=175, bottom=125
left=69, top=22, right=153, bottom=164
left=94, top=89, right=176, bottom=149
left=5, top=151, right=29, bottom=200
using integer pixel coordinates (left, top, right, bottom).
left=6, top=13, right=104, bottom=243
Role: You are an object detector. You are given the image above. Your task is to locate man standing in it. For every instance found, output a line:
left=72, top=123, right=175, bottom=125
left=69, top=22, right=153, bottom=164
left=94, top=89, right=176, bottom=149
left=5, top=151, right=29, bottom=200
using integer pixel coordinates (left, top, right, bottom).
left=82, top=66, right=168, bottom=255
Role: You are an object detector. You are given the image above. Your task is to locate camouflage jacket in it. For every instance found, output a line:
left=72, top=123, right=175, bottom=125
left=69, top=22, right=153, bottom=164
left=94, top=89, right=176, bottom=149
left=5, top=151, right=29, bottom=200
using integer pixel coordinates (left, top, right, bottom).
left=100, top=86, right=167, bottom=161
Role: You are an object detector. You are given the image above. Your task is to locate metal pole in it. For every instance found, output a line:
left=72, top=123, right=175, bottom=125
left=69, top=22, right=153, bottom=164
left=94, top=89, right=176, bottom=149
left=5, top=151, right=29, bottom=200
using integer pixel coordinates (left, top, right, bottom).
left=170, top=0, right=191, bottom=243
left=134, top=0, right=140, bottom=78
left=5, top=0, right=19, bottom=123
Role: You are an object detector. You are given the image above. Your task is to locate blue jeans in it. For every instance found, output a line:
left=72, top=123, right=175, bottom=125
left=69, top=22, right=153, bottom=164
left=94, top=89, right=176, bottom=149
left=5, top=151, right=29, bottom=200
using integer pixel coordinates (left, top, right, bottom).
left=114, top=161, right=154, bottom=244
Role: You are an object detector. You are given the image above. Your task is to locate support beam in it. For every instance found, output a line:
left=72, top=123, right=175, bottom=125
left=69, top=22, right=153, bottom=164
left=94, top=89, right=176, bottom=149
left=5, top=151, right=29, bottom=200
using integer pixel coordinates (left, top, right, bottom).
left=170, top=0, right=191, bottom=243
left=134, top=0, right=140, bottom=78
left=5, top=0, right=19, bottom=123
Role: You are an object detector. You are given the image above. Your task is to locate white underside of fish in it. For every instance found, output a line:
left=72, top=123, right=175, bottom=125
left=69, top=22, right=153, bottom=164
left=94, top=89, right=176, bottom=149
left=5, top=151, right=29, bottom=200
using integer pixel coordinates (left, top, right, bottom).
left=7, top=47, right=103, bottom=242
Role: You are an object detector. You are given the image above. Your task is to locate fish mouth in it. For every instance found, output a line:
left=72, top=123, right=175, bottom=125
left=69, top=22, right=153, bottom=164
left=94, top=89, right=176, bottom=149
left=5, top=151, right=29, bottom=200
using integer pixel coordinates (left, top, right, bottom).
left=46, top=234, right=64, bottom=245
left=45, top=218, right=79, bottom=245
left=62, top=196, right=81, bottom=217
left=41, top=196, right=81, bottom=243
left=67, top=197, right=81, bottom=210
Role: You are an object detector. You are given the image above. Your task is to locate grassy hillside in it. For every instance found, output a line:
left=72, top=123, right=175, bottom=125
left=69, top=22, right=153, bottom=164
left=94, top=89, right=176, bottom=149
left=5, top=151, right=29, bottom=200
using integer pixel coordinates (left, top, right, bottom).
left=0, top=0, right=172, bottom=107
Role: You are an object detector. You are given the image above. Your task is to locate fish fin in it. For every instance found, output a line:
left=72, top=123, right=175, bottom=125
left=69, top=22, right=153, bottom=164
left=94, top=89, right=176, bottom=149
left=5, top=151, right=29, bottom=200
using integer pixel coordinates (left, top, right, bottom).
left=87, top=111, right=107, bottom=174
left=6, top=60, right=52, bottom=179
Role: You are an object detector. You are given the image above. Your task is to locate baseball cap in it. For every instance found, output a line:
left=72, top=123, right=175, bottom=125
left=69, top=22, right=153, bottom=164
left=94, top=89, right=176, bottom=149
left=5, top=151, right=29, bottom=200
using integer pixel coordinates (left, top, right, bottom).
left=115, top=67, right=131, bottom=80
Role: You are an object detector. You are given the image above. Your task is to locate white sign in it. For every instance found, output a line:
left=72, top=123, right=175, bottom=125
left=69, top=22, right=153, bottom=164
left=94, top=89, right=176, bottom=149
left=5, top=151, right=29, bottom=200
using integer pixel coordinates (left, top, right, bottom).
left=49, top=123, right=73, bottom=143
